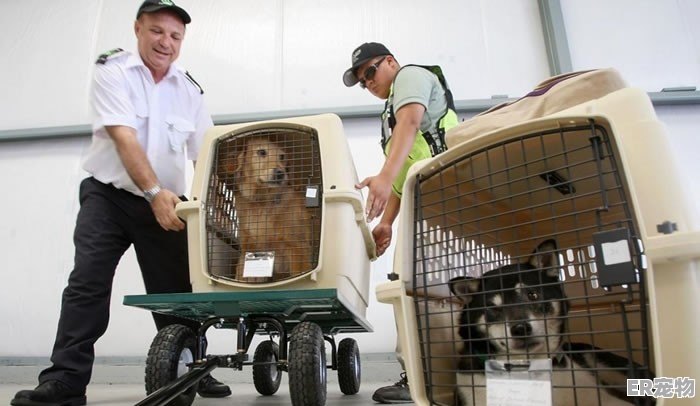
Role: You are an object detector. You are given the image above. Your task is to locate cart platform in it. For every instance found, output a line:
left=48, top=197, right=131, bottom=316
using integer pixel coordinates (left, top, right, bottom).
left=123, top=288, right=372, bottom=334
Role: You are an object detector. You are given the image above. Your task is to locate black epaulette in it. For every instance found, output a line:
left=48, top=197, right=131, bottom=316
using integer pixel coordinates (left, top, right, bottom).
left=184, top=71, right=204, bottom=94
left=95, top=48, right=125, bottom=64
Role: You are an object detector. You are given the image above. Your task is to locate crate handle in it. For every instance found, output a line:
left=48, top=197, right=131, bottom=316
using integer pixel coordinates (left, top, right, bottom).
left=175, top=200, right=200, bottom=219
left=325, top=189, right=378, bottom=261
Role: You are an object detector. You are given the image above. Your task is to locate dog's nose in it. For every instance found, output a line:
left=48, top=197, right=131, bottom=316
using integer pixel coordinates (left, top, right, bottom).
left=510, top=322, right=533, bottom=337
left=273, top=168, right=286, bottom=182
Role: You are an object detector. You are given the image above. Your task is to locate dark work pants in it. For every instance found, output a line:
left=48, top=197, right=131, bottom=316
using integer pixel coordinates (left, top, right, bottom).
left=38, top=177, right=199, bottom=390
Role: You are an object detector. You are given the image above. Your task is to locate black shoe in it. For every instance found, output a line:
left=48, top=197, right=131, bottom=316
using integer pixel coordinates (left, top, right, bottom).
left=197, top=374, right=232, bottom=398
left=11, top=380, right=86, bottom=406
left=372, top=372, right=413, bottom=404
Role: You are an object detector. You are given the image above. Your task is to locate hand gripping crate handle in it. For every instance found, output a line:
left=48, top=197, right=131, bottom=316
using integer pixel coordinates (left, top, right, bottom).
left=324, top=189, right=378, bottom=261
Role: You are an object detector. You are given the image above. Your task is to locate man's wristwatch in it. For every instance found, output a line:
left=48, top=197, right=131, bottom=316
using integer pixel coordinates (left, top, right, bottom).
left=143, top=184, right=162, bottom=203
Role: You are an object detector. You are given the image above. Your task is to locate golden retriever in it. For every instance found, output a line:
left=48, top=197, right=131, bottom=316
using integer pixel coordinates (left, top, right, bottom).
left=217, top=135, right=314, bottom=283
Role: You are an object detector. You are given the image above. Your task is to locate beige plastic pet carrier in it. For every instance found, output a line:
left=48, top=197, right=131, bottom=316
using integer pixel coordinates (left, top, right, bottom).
left=177, top=113, right=376, bottom=315
left=376, top=87, right=700, bottom=405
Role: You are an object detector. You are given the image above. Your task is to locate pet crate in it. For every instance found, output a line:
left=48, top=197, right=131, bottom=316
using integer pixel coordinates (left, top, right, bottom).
left=178, top=113, right=375, bottom=297
left=376, top=88, right=700, bottom=405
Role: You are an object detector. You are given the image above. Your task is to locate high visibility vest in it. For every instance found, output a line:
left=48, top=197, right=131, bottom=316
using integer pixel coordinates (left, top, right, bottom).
left=381, top=65, right=458, bottom=156
left=381, top=65, right=459, bottom=196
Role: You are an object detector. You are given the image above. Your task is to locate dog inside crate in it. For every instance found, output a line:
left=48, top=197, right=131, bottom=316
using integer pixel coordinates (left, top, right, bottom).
left=204, top=127, right=322, bottom=283
left=413, top=121, right=655, bottom=405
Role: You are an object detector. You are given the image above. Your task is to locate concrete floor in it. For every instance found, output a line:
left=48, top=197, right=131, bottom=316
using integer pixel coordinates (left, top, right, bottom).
left=1, top=356, right=416, bottom=406
left=1, top=383, right=399, bottom=406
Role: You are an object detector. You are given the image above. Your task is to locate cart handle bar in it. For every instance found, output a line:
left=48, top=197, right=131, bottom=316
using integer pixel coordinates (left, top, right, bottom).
left=135, top=357, right=221, bottom=406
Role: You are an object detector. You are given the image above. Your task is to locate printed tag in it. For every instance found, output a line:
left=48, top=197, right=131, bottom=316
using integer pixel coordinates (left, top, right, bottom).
left=242, top=252, right=275, bottom=278
left=487, top=378, right=552, bottom=406
left=306, top=187, right=318, bottom=198
left=602, top=240, right=631, bottom=265
left=485, top=359, right=553, bottom=406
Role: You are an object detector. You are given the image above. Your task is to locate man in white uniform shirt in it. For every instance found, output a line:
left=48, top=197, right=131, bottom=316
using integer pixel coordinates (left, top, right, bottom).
left=12, top=1, right=230, bottom=405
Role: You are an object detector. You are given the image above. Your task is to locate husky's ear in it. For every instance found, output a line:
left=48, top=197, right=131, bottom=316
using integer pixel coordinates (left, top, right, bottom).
left=449, top=276, right=481, bottom=305
left=529, top=239, right=560, bottom=278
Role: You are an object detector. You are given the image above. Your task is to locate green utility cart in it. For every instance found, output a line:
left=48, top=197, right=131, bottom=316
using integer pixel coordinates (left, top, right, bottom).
left=124, top=288, right=372, bottom=406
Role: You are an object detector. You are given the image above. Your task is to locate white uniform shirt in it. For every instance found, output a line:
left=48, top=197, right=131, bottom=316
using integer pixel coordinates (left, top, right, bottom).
left=82, top=50, right=212, bottom=196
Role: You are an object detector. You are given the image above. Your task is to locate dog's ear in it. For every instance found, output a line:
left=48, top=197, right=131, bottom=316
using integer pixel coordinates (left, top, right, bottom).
left=529, top=239, right=560, bottom=278
left=234, top=140, right=248, bottom=178
left=217, top=151, right=236, bottom=175
left=215, top=142, right=238, bottom=187
left=216, top=137, right=247, bottom=177
left=449, top=276, right=481, bottom=305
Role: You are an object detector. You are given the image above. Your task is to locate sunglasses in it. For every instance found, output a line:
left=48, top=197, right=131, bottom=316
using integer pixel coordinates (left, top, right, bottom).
left=358, top=56, right=387, bottom=89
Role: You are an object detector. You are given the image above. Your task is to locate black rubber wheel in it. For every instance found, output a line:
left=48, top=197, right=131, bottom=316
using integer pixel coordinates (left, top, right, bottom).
left=337, top=338, right=361, bottom=395
left=288, top=321, right=327, bottom=406
left=253, top=340, right=282, bottom=395
left=145, top=324, right=197, bottom=406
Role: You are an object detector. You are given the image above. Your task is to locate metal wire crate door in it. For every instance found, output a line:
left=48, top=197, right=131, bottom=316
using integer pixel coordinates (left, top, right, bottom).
left=205, top=127, right=323, bottom=284
left=413, top=120, right=653, bottom=405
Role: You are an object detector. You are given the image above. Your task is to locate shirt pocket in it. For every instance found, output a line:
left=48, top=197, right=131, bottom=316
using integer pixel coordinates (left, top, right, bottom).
left=165, top=114, right=195, bottom=152
left=133, top=100, right=149, bottom=126
left=135, top=100, right=149, bottom=119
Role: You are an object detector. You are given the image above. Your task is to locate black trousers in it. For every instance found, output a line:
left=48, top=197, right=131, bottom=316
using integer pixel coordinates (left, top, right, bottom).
left=39, top=177, right=199, bottom=389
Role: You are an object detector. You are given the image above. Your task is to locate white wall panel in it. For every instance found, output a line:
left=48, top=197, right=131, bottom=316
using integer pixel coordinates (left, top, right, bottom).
left=561, top=0, right=700, bottom=91
left=467, top=0, right=550, bottom=97
left=0, top=0, right=101, bottom=130
left=655, top=105, right=700, bottom=206
left=0, top=0, right=547, bottom=131
left=0, top=138, right=89, bottom=356
left=177, top=1, right=283, bottom=115
left=280, top=0, right=549, bottom=109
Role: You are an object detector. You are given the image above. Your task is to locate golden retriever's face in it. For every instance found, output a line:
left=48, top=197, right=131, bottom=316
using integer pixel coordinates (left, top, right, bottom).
left=238, top=137, right=288, bottom=188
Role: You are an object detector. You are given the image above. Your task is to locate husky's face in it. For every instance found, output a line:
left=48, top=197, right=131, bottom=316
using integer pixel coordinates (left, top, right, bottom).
left=450, top=240, right=568, bottom=361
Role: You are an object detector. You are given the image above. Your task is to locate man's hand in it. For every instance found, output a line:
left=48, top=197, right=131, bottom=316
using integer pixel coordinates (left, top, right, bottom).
left=356, top=172, right=393, bottom=222
left=150, top=189, right=185, bottom=231
left=105, top=125, right=179, bottom=230
left=372, top=222, right=393, bottom=257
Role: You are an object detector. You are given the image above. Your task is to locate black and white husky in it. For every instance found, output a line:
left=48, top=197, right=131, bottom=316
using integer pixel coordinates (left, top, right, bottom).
left=449, top=240, right=654, bottom=406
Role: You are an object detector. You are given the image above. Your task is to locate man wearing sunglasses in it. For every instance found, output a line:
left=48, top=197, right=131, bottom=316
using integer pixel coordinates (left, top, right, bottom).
left=343, top=42, right=459, bottom=404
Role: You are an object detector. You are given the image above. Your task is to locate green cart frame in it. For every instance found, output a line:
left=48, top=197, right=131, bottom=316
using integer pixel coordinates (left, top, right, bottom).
left=124, top=288, right=372, bottom=406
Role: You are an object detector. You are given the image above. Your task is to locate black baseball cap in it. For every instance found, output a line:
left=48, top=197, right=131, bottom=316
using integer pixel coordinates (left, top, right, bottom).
left=137, top=0, right=191, bottom=25
left=342, top=42, right=393, bottom=87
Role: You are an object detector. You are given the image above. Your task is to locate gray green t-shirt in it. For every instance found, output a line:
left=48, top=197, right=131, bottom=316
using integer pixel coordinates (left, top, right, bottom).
left=391, top=65, right=448, bottom=135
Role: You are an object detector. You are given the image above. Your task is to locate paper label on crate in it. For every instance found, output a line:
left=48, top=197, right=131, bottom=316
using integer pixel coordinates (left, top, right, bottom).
left=242, top=252, right=275, bottom=278
left=601, top=240, right=631, bottom=265
left=486, top=378, right=552, bottom=406
left=485, top=359, right=553, bottom=406
left=306, top=187, right=318, bottom=198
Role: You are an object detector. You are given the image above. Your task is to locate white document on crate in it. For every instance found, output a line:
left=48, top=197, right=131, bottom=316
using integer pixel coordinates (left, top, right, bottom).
left=243, top=252, right=275, bottom=278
